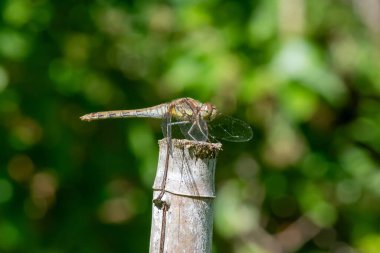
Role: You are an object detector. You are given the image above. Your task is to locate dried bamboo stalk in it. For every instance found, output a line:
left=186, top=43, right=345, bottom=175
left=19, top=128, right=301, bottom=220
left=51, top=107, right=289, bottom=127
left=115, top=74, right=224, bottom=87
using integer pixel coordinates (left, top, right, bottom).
left=149, top=139, right=222, bottom=253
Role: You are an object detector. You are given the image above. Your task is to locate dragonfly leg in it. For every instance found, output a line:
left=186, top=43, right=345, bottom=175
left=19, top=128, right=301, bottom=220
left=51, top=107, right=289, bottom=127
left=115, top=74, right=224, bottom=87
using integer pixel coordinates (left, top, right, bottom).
left=198, top=123, right=209, bottom=141
left=155, top=123, right=191, bottom=206
left=187, top=121, right=209, bottom=141
left=167, top=120, right=191, bottom=137
left=167, top=120, right=191, bottom=126
left=166, top=121, right=191, bottom=154
left=154, top=114, right=183, bottom=205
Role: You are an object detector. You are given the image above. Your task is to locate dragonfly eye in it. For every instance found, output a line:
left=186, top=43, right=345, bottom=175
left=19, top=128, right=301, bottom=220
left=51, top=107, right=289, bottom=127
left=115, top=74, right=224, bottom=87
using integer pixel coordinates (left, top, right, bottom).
left=201, top=103, right=218, bottom=121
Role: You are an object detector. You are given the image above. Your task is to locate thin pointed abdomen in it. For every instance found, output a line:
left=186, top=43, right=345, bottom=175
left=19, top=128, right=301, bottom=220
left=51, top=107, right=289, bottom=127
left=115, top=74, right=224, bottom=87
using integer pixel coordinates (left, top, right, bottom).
left=80, top=103, right=169, bottom=122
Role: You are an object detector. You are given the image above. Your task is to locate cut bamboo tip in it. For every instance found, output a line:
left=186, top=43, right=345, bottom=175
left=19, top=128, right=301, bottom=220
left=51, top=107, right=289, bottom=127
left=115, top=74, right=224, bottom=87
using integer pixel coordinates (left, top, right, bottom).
left=158, top=138, right=222, bottom=158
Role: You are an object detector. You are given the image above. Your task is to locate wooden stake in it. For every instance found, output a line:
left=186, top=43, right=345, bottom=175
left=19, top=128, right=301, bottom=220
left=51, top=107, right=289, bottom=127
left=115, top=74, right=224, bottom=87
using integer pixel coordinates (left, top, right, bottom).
left=149, top=139, right=222, bottom=253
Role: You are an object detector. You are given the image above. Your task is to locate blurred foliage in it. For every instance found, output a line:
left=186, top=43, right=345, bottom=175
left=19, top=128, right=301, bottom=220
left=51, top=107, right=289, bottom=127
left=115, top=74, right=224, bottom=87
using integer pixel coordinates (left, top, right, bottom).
left=1, top=0, right=380, bottom=252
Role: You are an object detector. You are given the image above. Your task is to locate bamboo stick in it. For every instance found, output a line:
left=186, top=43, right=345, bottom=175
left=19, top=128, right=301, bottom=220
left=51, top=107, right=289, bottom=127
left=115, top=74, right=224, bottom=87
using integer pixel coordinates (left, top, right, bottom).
left=149, top=139, right=222, bottom=253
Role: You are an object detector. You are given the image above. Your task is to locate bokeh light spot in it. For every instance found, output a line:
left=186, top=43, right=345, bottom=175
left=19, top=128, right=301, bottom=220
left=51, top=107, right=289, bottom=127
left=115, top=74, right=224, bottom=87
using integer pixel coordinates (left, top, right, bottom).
left=0, top=222, right=20, bottom=251
left=0, top=29, right=30, bottom=60
left=301, top=153, right=328, bottom=179
left=0, top=90, right=20, bottom=114
left=368, top=172, right=380, bottom=197
left=9, top=117, right=43, bottom=149
left=0, top=66, right=9, bottom=92
left=280, top=83, right=319, bottom=122
left=98, top=179, right=147, bottom=224
left=306, top=201, right=337, bottom=227
left=82, top=73, right=115, bottom=105
left=336, top=179, right=362, bottom=204
left=98, top=197, right=132, bottom=224
left=49, top=59, right=85, bottom=94
left=215, top=180, right=259, bottom=238
left=26, top=172, right=58, bottom=219
left=264, top=117, right=306, bottom=168
left=0, top=179, right=13, bottom=204
left=7, top=154, right=34, bottom=182
left=2, top=0, right=32, bottom=27
left=357, top=234, right=380, bottom=253
left=63, top=33, right=91, bottom=63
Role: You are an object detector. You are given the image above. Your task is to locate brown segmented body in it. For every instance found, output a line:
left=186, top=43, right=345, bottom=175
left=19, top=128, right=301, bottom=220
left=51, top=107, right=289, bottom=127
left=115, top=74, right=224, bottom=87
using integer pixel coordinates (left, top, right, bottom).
left=80, top=97, right=218, bottom=123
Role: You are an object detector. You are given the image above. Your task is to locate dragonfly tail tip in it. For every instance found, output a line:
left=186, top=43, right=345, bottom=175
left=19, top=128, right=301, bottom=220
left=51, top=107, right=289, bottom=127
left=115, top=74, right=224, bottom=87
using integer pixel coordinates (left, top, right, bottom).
left=80, top=115, right=92, bottom=122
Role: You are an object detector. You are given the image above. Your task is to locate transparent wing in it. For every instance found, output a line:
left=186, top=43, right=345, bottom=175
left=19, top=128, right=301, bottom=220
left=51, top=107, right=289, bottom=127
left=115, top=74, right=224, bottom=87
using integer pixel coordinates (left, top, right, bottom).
left=161, top=115, right=208, bottom=141
left=161, top=114, right=181, bottom=140
left=208, top=114, right=253, bottom=142
left=178, top=117, right=209, bottom=142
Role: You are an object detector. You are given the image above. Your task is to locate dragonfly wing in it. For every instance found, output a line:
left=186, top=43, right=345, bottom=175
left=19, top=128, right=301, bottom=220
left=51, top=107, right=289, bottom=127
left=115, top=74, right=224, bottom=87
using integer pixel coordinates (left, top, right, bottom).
left=209, top=114, right=253, bottom=142
left=161, top=114, right=170, bottom=138
left=174, top=121, right=192, bottom=140
left=161, top=116, right=195, bottom=140
left=161, top=114, right=174, bottom=156
left=178, top=117, right=209, bottom=142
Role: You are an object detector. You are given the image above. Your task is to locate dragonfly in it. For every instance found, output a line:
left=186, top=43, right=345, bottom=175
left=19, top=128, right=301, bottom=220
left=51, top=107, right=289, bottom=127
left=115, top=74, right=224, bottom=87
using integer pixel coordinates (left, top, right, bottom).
left=80, top=97, right=252, bottom=142
left=80, top=97, right=252, bottom=203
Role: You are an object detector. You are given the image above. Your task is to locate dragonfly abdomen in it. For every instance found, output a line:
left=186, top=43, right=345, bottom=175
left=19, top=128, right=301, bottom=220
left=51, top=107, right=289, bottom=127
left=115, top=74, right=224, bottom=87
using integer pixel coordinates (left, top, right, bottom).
left=80, top=103, right=168, bottom=121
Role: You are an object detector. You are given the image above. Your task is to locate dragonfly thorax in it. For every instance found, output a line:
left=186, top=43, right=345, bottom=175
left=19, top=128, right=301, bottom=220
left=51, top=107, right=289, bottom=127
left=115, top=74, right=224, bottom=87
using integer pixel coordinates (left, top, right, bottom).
left=169, top=98, right=218, bottom=122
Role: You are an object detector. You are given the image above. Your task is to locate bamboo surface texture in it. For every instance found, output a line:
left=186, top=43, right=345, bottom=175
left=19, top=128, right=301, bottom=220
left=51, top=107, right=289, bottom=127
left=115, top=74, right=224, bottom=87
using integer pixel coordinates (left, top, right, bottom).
left=149, top=139, right=222, bottom=253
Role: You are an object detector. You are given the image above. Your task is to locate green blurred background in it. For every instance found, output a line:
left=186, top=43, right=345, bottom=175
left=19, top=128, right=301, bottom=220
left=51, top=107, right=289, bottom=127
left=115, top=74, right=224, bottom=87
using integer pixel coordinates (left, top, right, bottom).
left=1, top=0, right=380, bottom=252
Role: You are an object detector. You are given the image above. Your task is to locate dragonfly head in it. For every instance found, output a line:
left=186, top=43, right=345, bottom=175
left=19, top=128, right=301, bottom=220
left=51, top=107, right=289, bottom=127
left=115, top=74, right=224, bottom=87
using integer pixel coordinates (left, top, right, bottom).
left=200, top=102, right=218, bottom=121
